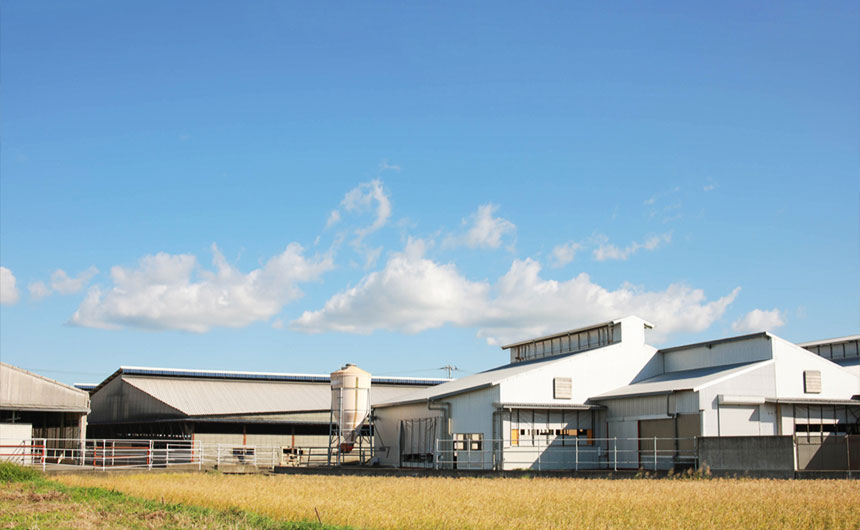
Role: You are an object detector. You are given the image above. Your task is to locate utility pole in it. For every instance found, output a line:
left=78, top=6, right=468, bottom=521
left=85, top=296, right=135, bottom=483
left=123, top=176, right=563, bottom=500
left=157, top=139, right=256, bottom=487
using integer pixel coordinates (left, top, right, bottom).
left=440, top=365, right=458, bottom=379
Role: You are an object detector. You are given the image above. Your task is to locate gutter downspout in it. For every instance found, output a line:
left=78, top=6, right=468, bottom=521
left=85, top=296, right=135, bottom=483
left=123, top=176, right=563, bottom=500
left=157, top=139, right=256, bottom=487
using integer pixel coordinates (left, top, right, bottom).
left=428, top=400, right=451, bottom=469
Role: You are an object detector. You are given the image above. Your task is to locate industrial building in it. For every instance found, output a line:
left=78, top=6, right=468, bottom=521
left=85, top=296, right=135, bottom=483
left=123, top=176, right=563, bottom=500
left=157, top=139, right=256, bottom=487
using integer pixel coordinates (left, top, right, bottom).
left=85, top=366, right=446, bottom=451
left=799, top=335, right=860, bottom=379
left=372, top=316, right=860, bottom=471
left=0, top=363, right=90, bottom=459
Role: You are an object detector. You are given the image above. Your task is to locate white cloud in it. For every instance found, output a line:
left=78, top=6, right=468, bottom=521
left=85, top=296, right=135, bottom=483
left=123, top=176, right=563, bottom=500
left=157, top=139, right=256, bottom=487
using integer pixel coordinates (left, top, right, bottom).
left=340, top=179, right=392, bottom=243
left=644, top=186, right=680, bottom=206
left=325, top=210, right=341, bottom=228
left=28, top=281, right=52, bottom=300
left=444, top=204, right=516, bottom=250
left=70, top=244, right=333, bottom=332
left=378, top=159, right=401, bottom=172
left=703, top=184, right=716, bottom=192
left=593, top=233, right=672, bottom=261
left=0, top=266, right=20, bottom=305
left=292, top=243, right=739, bottom=345
left=551, top=242, right=583, bottom=268
left=293, top=238, right=489, bottom=334
left=731, top=308, right=785, bottom=334
left=25, top=266, right=99, bottom=300
left=51, top=266, right=99, bottom=295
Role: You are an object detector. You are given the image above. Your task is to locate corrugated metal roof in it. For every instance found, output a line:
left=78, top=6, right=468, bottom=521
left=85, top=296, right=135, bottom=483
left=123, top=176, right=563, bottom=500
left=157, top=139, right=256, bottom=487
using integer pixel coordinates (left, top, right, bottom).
left=89, top=366, right=449, bottom=396
left=593, top=360, right=773, bottom=400
left=121, top=375, right=428, bottom=417
left=796, top=335, right=860, bottom=348
left=0, top=362, right=90, bottom=413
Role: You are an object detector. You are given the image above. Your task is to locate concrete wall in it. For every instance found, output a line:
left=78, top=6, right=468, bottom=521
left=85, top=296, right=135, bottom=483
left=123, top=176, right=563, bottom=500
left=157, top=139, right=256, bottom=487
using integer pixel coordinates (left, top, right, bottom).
left=697, top=436, right=795, bottom=476
left=797, top=435, right=860, bottom=471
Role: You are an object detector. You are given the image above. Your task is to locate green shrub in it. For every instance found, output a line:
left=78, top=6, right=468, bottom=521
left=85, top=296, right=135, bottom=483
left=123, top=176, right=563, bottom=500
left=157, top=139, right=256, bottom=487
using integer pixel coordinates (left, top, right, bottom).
left=0, top=461, right=43, bottom=483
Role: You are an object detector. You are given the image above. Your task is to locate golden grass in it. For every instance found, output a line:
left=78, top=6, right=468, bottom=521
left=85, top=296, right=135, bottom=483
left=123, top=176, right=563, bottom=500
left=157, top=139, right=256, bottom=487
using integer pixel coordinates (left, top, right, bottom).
left=54, top=473, right=860, bottom=530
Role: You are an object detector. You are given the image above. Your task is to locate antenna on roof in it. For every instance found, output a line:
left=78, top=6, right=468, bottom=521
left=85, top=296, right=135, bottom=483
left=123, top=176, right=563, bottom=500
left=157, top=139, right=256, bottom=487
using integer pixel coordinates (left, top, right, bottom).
left=439, top=365, right=459, bottom=379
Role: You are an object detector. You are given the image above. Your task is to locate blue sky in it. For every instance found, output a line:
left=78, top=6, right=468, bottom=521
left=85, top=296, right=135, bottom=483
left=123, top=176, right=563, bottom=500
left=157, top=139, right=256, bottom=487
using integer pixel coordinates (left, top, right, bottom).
left=1, top=2, right=857, bottom=385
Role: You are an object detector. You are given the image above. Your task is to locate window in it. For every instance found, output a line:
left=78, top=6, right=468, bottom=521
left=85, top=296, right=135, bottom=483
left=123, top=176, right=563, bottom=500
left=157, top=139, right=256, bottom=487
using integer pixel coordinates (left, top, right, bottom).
left=453, top=433, right=483, bottom=451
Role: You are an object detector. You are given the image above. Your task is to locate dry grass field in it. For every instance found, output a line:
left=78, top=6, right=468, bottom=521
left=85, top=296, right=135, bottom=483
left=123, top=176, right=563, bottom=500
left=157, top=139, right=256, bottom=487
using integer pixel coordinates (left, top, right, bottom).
left=55, top=472, right=860, bottom=529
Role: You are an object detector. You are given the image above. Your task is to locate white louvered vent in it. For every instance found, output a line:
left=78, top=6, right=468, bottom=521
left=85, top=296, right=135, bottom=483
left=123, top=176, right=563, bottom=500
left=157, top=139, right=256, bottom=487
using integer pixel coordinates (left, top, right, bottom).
left=553, top=377, right=572, bottom=399
left=803, top=370, right=821, bottom=394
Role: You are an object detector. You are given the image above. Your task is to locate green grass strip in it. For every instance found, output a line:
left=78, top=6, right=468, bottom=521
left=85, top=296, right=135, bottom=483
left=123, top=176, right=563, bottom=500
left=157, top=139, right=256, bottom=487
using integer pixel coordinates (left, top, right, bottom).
left=0, top=462, right=351, bottom=530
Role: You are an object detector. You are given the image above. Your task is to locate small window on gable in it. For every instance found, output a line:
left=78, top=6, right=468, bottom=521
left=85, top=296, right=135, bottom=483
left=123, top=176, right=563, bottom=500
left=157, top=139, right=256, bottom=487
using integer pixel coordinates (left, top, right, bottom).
left=553, top=377, right=572, bottom=399
left=803, top=370, right=821, bottom=394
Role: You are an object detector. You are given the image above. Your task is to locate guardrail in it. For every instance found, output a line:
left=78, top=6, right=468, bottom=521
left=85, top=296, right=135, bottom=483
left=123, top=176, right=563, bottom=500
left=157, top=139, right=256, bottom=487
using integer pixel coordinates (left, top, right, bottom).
left=0, top=438, right=362, bottom=471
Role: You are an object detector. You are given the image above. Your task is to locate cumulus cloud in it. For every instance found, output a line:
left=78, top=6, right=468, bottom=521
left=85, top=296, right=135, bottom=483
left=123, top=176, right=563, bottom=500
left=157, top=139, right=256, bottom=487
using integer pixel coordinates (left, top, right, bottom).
left=51, top=266, right=99, bottom=295
left=292, top=243, right=739, bottom=345
left=70, top=244, right=333, bottom=332
left=593, top=233, right=672, bottom=261
left=293, top=238, right=489, bottom=334
left=339, top=179, right=392, bottom=243
left=0, top=266, right=20, bottom=305
left=325, top=209, right=341, bottom=228
left=731, top=308, right=785, bottom=334
left=26, top=266, right=99, bottom=300
left=28, top=281, right=52, bottom=300
left=444, top=204, right=516, bottom=250
left=551, top=242, right=583, bottom=268
left=326, top=179, right=392, bottom=267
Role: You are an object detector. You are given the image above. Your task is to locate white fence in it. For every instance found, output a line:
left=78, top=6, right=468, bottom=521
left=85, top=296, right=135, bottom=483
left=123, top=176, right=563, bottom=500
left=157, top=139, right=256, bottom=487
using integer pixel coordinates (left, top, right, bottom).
left=432, top=437, right=699, bottom=471
left=0, top=438, right=349, bottom=471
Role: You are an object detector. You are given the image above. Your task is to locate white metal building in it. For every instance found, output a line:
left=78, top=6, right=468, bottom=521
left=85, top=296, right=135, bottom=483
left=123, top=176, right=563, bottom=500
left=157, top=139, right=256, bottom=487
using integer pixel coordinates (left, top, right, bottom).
left=1, top=363, right=91, bottom=460
left=372, top=317, right=860, bottom=470
left=372, top=316, right=660, bottom=469
left=595, top=332, right=860, bottom=469
left=798, top=335, right=860, bottom=379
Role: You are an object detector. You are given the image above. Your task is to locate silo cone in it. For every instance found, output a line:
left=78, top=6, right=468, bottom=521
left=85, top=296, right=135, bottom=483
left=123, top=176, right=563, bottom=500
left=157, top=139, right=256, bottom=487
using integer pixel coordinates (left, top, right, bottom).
left=330, top=364, right=371, bottom=453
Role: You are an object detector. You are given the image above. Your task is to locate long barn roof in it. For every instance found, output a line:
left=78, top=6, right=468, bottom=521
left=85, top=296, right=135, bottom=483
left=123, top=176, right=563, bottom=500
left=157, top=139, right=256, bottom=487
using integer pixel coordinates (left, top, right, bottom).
left=0, top=362, right=90, bottom=413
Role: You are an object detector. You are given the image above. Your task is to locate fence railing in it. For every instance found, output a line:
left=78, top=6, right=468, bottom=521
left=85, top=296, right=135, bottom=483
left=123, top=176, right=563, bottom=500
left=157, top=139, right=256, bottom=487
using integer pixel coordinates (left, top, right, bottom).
left=433, top=437, right=699, bottom=471
left=0, top=438, right=355, bottom=471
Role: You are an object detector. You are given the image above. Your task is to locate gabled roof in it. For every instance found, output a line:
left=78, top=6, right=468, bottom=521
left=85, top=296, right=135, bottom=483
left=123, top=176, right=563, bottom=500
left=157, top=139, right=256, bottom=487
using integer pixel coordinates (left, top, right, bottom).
left=0, top=362, right=90, bottom=413
left=374, top=344, right=618, bottom=408
left=593, top=360, right=773, bottom=400
left=797, top=334, right=860, bottom=348
left=89, top=365, right=449, bottom=396
left=100, top=371, right=445, bottom=418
